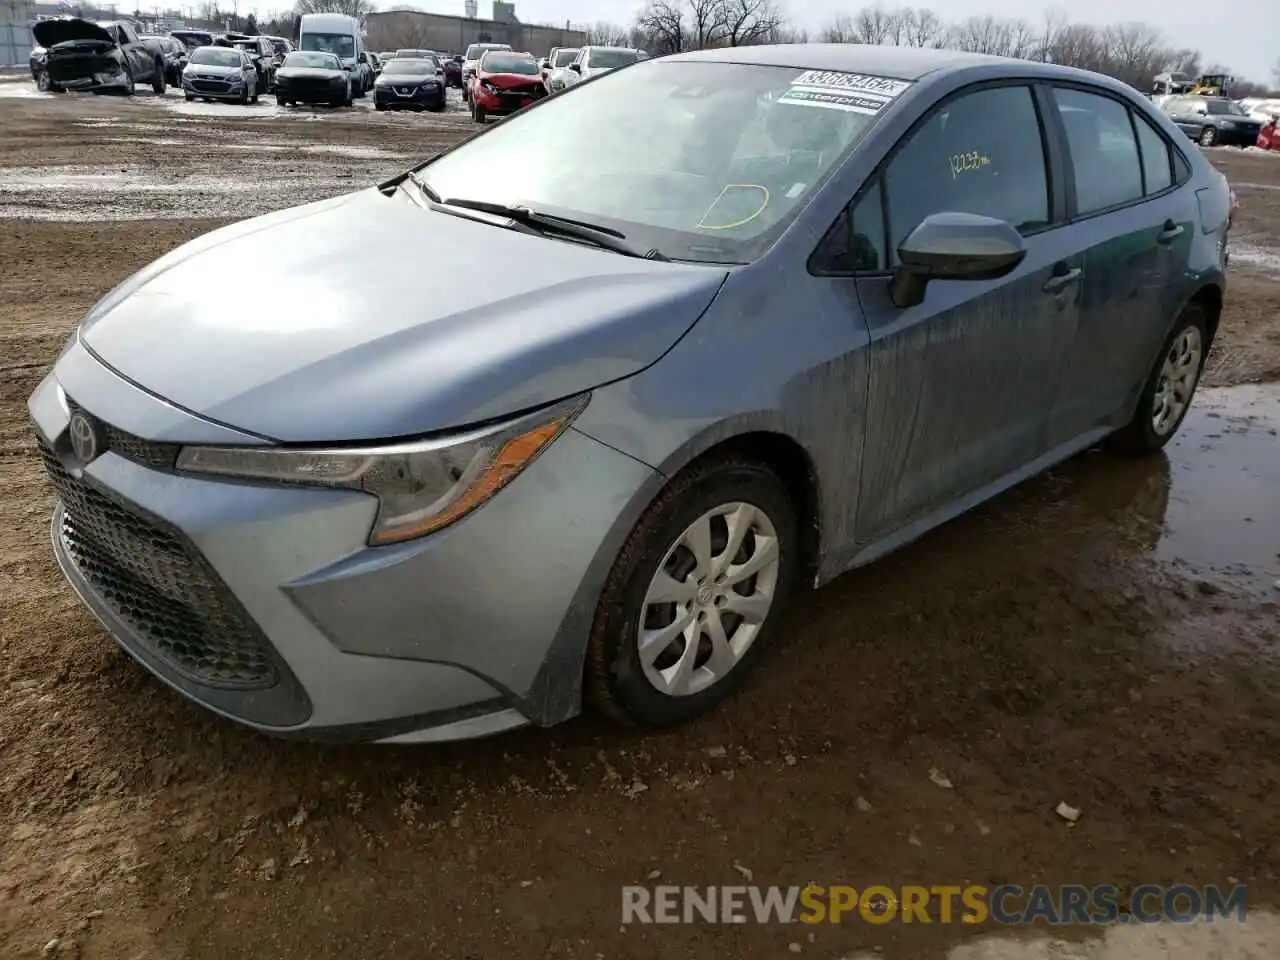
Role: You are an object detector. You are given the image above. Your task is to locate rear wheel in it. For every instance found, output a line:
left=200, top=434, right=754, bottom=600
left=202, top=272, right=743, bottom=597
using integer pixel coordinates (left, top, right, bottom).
left=35, top=70, right=51, bottom=91
left=1106, top=304, right=1209, bottom=455
left=151, top=59, right=165, bottom=94
left=277, top=93, right=287, bottom=107
left=1199, top=125, right=1216, bottom=147
left=586, top=457, right=798, bottom=728
left=121, top=63, right=134, bottom=95
left=184, top=92, right=194, bottom=101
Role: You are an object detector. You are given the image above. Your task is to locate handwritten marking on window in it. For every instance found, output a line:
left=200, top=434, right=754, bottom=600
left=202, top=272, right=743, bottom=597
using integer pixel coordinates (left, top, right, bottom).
left=949, top=151, right=993, bottom=178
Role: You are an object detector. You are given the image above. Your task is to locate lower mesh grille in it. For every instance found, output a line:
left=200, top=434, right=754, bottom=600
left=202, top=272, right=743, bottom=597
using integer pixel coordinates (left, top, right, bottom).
left=37, top=433, right=278, bottom=690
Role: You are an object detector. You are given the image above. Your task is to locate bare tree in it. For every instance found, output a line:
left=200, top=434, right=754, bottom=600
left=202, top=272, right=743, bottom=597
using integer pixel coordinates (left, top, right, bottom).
left=686, top=0, right=726, bottom=48
left=586, top=20, right=632, bottom=45
left=1102, top=22, right=1166, bottom=88
left=716, top=0, right=783, bottom=46
left=818, top=13, right=856, bottom=43
left=637, top=0, right=686, bottom=54
left=899, top=7, right=945, bottom=47
left=294, top=0, right=373, bottom=20
left=851, top=6, right=900, bottom=45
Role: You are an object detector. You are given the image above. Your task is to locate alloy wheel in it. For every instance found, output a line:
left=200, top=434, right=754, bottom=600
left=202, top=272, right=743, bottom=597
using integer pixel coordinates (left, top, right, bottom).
left=1151, top=325, right=1202, bottom=436
left=637, top=502, right=781, bottom=697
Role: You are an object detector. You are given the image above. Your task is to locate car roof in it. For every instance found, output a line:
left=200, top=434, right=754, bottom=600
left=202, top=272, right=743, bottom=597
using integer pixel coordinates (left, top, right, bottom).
left=663, top=43, right=1017, bottom=81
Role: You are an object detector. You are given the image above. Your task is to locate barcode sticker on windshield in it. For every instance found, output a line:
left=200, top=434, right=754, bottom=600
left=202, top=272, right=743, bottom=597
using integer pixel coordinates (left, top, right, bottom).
left=781, top=70, right=912, bottom=115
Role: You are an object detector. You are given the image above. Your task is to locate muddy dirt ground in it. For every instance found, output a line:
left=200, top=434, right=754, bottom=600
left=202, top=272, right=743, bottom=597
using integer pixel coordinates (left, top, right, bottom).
left=1, top=80, right=1280, bottom=960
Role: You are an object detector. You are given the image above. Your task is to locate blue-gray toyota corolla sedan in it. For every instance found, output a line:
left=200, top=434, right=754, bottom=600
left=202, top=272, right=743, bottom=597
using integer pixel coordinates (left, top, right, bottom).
left=30, top=45, right=1233, bottom=743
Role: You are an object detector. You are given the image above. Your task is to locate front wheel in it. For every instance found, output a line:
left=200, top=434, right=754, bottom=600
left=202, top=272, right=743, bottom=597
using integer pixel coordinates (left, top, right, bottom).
left=586, top=457, right=798, bottom=728
left=472, top=103, right=485, bottom=123
left=277, top=93, right=287, bottom=107
left=184, top=92, right=194, bottom=101
left=121, top=64, right=134, bottom=95
left=1199, top=125, right=1216, bottom=147
left=151, top=60, right=165, bottom=94
left=1106, top=304, right=1209, bottom=456
left=35, top=70, right=51, bottom=91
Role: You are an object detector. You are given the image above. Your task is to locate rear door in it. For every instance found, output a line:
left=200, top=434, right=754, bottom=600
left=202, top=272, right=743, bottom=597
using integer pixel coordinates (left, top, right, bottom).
left=836, top=82, right=1085, bottom=545
left=1041, top=86, right=1196, bottom=446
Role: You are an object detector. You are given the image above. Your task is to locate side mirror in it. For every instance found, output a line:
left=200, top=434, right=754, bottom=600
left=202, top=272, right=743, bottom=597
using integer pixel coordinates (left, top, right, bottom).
left=888, top=212, right=1026, bottom=309
left=568, top=63, right=581, bottom=73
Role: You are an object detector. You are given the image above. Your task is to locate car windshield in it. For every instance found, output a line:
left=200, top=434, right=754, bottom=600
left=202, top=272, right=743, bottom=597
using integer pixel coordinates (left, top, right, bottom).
left=482, top=53, right=538, bottom=75
left=300, top=33, right=355, bottom=59
left=420, top=60, right=881, bottom=264
left=553, top=49, right=579, bottom=67
left=189, top=48, right=242, bottom=67
left=466, top=43, right=507, bottom=60
left=589, top=49, right=638, bottom=69
left=284, top=51, right=338, bottom=69
left=1204, top=100, right=1246, bottom=115
left=384, top=58, right=433, bottom=75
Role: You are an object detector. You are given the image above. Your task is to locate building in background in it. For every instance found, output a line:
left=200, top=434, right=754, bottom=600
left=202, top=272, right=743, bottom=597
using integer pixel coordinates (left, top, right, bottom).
left=367, top=2, right=585, bottom=58
left=1, top=0, right=35, bottom=67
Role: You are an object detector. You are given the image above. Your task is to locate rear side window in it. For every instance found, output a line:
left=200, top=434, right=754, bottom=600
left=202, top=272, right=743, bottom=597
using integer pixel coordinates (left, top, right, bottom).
left=1054, top=88, right=1143, bottom=216
left=1132, top=111, right=1173, bottom=195
left=883, top=85, right=1050, bottom=266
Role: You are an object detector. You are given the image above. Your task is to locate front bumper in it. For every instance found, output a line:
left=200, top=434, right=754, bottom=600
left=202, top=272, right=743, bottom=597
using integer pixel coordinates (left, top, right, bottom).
left=183, top=76, right=246, bottom=99
left=374, top=82, right=443, bottom=108
left=276, top=80, right=347, bottom=103
left=29, top=345, right=659, bottom=742
left=474, top=85, right=544, bottom=116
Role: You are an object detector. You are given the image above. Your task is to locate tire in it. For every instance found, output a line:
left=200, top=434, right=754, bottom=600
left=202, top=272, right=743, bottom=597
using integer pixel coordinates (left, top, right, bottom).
left=35, top=70, right=51, bottom=91
left=151, top=60, right=165, bottom=94
left=184, top=92, right=194, bottom=102
left=276, top=93, right=287, bottom=106
left=1199, top=126, right=1216, bottom=147
left=429, top=96, right=445, bottom=112
left=1106, top=304, right=1209, bottom=456
left=375, top=102, right=387, bottom=111
left=472, top=103, right=485, bottom=123
left=121, top=64, right=134, bottom=95
left=585, top=456, right=799, bottom=728
left=249, top=78, right=258, bottom=105
left=238, top=84, right=248, bottom=105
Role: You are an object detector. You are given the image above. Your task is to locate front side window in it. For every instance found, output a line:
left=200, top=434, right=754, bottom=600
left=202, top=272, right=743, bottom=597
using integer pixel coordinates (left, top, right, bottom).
left=1054, top=87, right=1143, bottom=215
left=420, top=60, right=885, bottom=263
left=589, top=48, right=638, bottom=69
left=883, top=84, right=1049, bottom=266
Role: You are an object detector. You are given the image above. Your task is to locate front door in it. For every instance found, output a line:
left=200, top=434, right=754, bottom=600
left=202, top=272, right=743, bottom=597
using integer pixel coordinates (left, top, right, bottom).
left=847, top=83, right=1081, bottom=546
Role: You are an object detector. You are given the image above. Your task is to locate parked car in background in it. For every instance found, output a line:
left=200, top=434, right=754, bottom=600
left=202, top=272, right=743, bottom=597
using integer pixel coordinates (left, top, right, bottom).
left=27, top=46, right=1230, bottom=744
left=32, top=17, right=168, bottom=94
left=368, top=51, right=382, bottom=76
left=442, top=53, right=463, bottom=88
left=469, top=50, right=545, bottom=122
left=394, top=48, right=436, bottom=61
left=1160, top=95, right=1263, bottom=146
left=181, top=44, right=259, bottom=103
left=274, top=50, right=352, bottom=108
left=460, top=41, right=511, bottom=102
left=229, top=36, right=277, bottom=92
left=559, top=45, right=641, bottom=90
left=1237, top=97, right=1280, bottom=125
left=170, top=29, right=215, bottom=52
left=374, top=54, right=446, bottom=111
left=145, top=33, right=187, bottom=87
left=298, top=12, right=369, bottom=96
left=262, top=35, right=293, bottom=62
left=540, top=46, right=578, bottom=88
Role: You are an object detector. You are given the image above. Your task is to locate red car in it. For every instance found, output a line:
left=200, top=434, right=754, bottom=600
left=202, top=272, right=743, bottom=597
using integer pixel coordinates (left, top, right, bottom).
left=469, top=50, right=546, bottom=124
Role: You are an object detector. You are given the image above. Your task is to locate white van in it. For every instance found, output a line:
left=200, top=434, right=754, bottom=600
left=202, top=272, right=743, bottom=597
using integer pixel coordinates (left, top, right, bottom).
left=297, top=13, right=370, bottom=96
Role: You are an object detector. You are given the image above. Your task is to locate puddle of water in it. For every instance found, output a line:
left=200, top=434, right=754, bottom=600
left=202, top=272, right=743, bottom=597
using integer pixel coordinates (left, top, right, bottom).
left=0, top=82, right=52, bottom=100
left=1157, top=383, right=1280, bottom=595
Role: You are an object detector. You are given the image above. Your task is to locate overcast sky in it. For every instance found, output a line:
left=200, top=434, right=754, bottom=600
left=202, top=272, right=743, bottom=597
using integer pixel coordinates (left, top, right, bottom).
left=362, top=0, right=1277, bottom=83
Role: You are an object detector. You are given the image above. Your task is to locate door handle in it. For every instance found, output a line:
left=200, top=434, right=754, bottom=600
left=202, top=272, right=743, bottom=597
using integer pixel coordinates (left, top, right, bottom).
left=1157, top=220, right=1185, bottom=245
left=1042, top=266, right=1082, bottom=294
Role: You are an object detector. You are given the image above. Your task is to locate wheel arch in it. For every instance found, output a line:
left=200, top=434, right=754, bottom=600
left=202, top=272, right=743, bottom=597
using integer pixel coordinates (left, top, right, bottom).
left=1184, top=282, right=1224, bottom=346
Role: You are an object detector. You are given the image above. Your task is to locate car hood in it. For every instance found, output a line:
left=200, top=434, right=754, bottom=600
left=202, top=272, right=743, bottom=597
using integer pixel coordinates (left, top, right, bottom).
left=186, top=63, right=240, bottom=76
left=377, top=71, right=434, bottom=83
left=78, top=189, right=729, bottom=443
left=279, top=67, right=344, bottom=80
left=33, top=18, right=115, bottom=47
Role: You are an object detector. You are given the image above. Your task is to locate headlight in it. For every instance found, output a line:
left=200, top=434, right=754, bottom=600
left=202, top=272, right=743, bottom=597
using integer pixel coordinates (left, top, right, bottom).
left=175, top=395, right=586, bottom=545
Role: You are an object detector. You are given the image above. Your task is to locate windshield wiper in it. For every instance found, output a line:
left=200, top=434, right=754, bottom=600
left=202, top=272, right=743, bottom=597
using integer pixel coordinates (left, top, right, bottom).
left=378, top=161, right=442, bottom=203
left=439, top=197, right=670, bottom=261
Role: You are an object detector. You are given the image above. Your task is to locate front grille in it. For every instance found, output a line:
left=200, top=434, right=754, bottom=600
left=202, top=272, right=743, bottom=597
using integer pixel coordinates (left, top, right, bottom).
left=285, top=79, right=335, bottom=98
left=66, top=400, right=179, bottom=471
left=191, top=79, right=230, bottom=93
left=37, top=433, right=278, bottom=690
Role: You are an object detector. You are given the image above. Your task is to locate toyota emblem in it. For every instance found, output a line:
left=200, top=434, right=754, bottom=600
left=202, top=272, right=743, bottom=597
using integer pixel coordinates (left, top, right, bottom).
left=68, top=410, right=103, bottom=465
